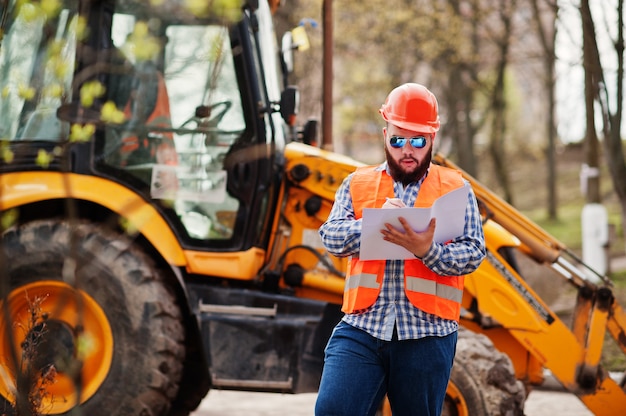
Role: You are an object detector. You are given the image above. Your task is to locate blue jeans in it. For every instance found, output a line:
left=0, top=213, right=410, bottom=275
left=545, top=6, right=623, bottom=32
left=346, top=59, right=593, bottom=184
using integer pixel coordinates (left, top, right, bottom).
left=315, top=321, right=457, bottom=416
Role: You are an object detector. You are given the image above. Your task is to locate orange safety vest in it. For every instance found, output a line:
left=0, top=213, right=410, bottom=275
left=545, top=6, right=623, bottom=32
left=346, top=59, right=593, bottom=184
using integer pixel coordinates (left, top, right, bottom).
left=342, top=164, right=466, bottom=321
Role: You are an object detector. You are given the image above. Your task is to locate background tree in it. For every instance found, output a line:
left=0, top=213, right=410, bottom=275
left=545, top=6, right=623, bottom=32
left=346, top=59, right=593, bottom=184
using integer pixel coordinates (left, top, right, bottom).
left=530, top=0, right=559, bottom=219
left=579, top=0, right=626, bottom=243
left=484, top=0, right=517, bottom=203
left=279, top=0, right=533, bottom=179
left=276, top=0, right=626, bottom=224
left=581, top=0, right=602, bottom=205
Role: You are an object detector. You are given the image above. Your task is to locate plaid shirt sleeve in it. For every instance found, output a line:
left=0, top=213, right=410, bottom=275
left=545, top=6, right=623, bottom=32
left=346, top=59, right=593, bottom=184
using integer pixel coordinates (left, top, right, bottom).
left=318, top=173, right=362, bottom=257
left=421, top=186, right=486, bottom=276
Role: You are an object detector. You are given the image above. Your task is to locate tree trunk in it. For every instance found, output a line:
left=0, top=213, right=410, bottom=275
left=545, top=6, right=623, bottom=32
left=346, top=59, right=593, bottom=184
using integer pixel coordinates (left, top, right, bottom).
left=580, top=0, right=602, bottom=204
left=488, top=1, right=515, bottom=204
left=580, top=0, right=626, bottom=244
left=530, top=0, right=559, bottom=220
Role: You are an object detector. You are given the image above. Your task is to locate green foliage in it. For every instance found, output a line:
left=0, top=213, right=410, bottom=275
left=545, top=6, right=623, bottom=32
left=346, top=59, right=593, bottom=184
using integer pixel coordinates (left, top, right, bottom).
left=527, top=205, right=585, bottom=251
left=526, top=191, right=624, bottom=257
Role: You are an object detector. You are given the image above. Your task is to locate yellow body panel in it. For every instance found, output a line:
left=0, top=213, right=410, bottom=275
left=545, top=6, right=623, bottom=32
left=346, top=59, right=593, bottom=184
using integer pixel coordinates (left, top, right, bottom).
left=284, top=141, right=364, bottom=202
left=580, top=378, right=626, bottom=415
left=184, top=248, right=266, bottom=279
left=0, top=171, right=186, bottom=265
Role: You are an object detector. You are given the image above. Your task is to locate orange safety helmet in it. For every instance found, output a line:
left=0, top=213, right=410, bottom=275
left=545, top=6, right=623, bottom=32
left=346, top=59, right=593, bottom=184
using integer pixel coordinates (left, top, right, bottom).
left=379, top=83, right=440, bottom=133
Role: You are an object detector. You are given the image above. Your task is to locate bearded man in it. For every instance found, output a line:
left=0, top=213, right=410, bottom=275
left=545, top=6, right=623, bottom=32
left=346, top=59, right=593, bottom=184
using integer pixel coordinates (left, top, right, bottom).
left=315, top=83, right=486, bottom=416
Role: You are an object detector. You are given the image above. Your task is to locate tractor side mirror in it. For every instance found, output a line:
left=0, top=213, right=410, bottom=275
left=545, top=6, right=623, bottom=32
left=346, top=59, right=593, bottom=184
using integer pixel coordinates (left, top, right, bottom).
left=280, top=86, right=299, bottom=126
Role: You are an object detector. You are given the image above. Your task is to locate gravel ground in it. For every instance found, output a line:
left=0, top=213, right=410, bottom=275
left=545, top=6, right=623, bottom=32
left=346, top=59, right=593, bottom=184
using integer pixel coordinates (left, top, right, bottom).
left=191, top=388, right=594, bottom=416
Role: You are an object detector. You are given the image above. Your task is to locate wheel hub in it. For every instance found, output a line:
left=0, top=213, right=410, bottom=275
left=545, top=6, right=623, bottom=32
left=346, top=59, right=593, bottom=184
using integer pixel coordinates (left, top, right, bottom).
left=0, top=281, right=113, bottom=414
left=24, top=320, right=76, bottom=375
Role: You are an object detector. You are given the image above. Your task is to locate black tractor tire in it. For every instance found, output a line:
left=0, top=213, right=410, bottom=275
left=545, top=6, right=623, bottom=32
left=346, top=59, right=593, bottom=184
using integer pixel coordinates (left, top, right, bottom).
left=0, top=220, right=185, bottom=416
left=443, top=327, right=526, bottom=416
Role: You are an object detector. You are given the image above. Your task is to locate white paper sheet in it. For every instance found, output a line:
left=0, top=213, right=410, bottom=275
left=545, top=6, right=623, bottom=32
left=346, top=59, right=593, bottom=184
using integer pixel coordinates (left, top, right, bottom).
left=359, top=184, right=470, bottom=260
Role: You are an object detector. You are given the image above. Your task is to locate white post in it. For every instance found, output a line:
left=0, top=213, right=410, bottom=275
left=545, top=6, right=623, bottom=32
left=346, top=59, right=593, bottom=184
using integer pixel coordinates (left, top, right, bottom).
left=581, top=203, right=609, bottom=281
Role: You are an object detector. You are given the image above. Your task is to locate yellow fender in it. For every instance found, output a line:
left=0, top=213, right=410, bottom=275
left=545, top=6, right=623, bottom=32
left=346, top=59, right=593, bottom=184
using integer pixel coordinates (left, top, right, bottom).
left=0, top=171, right=186, bottom=265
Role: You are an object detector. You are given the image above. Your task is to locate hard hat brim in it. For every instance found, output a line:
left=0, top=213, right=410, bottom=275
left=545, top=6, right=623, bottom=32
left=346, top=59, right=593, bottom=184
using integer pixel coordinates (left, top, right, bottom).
left=380, top=110, right=440, bottom=134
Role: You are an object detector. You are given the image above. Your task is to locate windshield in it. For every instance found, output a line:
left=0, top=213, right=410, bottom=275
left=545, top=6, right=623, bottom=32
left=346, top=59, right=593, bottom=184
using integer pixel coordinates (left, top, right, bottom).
left=0, top=0, right=272, bottom=242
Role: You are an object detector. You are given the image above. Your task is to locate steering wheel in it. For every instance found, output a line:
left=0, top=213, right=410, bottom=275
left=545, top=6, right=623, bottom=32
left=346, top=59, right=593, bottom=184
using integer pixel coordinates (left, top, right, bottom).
left=179, top=101, right=232, bottom=130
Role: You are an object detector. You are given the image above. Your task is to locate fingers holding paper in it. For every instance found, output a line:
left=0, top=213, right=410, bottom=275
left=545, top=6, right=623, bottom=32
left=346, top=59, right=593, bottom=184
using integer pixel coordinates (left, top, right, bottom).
left=381, top=217, right=435, bottom=259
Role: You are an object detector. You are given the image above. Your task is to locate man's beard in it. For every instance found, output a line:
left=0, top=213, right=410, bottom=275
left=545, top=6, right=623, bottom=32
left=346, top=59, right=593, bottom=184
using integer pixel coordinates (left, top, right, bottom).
left=385, top=146, right=432, bottom=186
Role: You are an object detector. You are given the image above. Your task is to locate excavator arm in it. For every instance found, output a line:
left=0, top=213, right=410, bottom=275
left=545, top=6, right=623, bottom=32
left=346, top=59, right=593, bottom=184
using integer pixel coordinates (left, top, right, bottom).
left=434, top=153, right=607, bottom=286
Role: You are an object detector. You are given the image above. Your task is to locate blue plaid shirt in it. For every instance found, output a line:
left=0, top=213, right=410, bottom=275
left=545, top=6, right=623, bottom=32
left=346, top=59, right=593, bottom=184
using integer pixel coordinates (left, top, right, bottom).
left=319, top=162, right=485, bottom=341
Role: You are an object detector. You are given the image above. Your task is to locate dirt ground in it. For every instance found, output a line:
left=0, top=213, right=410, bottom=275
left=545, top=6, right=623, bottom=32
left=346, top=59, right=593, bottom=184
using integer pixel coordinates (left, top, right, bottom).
left=191, top=388, right=593, bottom=416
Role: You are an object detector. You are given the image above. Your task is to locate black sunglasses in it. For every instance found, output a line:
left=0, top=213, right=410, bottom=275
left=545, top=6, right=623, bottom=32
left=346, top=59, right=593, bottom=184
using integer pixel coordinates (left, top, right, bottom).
left=389, top=135, right=428, bottom=149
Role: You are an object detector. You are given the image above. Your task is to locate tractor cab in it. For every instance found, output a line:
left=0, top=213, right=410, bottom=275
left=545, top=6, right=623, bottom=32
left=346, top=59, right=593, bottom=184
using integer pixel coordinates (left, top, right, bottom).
left=1, top=0, right=295, bottom=250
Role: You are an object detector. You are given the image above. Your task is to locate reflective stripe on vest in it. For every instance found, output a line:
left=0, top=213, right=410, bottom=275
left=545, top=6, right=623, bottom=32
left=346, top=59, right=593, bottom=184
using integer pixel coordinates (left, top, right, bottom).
left=345, top=273, right=380, bottom=291
left=403, top=260, right=464, bottom=320
left=342, top=164, right=466, bottom=320
left=406, top=275, right=463, bottom=303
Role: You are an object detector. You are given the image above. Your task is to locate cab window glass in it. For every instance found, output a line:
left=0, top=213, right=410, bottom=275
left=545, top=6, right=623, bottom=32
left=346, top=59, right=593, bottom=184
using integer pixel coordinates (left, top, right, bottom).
left=0, top=1, right=76, bottom=141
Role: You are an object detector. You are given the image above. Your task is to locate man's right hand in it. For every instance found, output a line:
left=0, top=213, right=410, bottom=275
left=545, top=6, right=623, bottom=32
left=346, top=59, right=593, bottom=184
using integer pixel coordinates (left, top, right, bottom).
left=382, top=198, right=406, bottom=209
